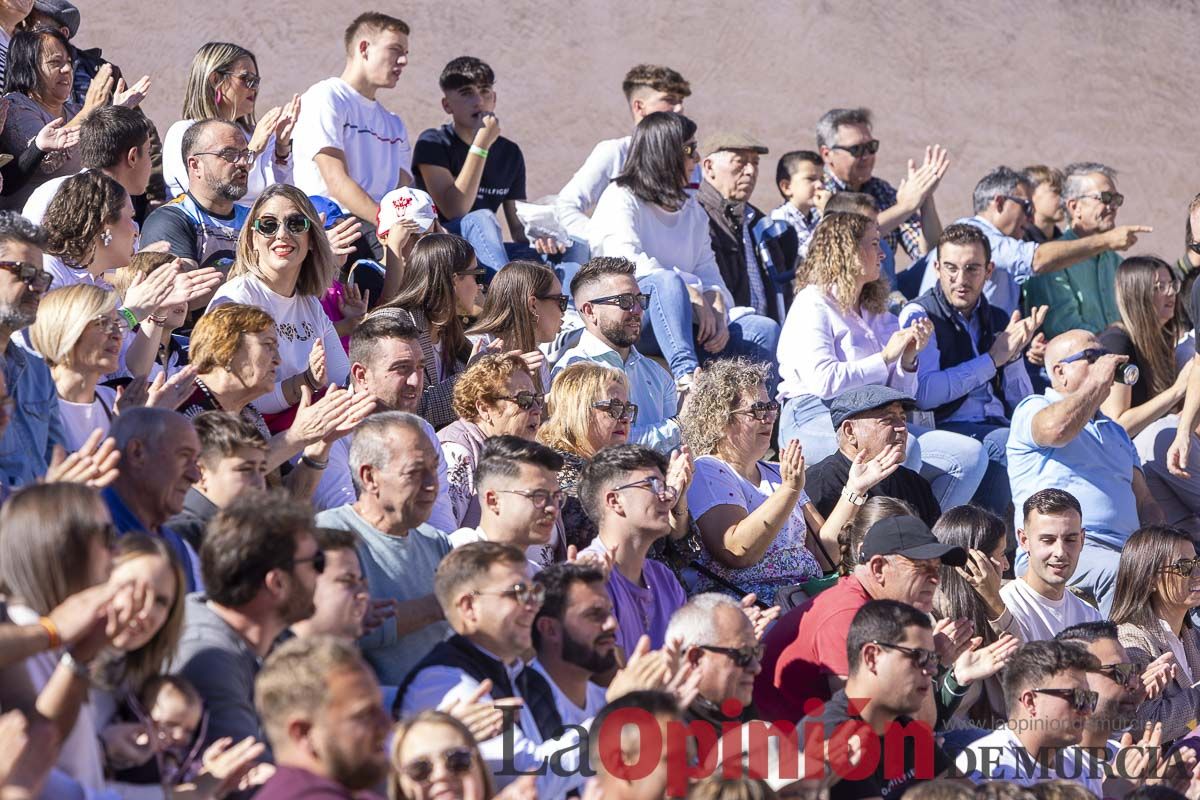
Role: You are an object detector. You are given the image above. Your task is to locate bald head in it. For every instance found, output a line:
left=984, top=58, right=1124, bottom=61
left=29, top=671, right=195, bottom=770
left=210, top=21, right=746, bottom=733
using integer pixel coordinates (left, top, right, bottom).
left=1044, top=330, right=1098, bottom=371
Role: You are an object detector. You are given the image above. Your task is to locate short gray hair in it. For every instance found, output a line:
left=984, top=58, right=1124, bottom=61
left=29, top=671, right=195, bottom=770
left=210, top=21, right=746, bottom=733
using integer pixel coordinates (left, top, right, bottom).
left=1062, top=162, right=1117, bottom=201
left=664, top=593, right=744, bottom=649
left=815, top=107, right=872, bottom=151
left=0, top=211, right=46, bottom=249
left=110, top=407, right=185, bottom=453
left=347, top=411, right=427, bottom=493
left=972, top=166, right=1030, bottom=214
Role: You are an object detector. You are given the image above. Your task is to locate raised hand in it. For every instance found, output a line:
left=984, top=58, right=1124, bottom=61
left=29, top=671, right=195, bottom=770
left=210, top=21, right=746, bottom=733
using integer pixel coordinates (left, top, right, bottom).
left=845, top=441, right=904, bottom=495
left=337, top=281, right=370, bottom=323
left=307, top=338, right=327, bottom=387
left=362, top=598, right=398, bottom=634
left=778, top=439, right=806, bottom=493
left=44, top=428, right=120, bottom=487
left=145, top=365, right=198, bottom=410
left=191, top=736, right=267, bottom=798
left=990, top=306, right=1047, bottom=367
left=474, top=112, right=501, bottom=148
left=954, top=548, right=1005, bottom=613
left=606, top=636, right=669, bottom=700
left=326, top=215, right=363, bottom=262
left=34, top=117, right=80, bottom=152
left=82, top=63, right=115, bottom=114
left=445, top=679, right=505, bottom=742
left=517, top=349, right=545, bottom=377
left=1106, top=225, right=1154, bottom=252
left=114, top=376, right=151, bottom=415
left=113, top=74, right=152, bottom=108
left=953, top=633, right=1019, bottom=685
left=665, top=443, right=695, bottom=499
left=881, top=327, right=916, bottom=364
left=1141, top=651, right=1177, bottom=700
left=248, top=106, right=284, bottom=155
left=932, top=617, right=975, bottom=665
left=273, top=93, right=301, bottom=150
left=1025, top=331, right=1047, bottom=367
left=99, top=721, right=155, bottom=769
left=741, top=593, right=781, bottom=641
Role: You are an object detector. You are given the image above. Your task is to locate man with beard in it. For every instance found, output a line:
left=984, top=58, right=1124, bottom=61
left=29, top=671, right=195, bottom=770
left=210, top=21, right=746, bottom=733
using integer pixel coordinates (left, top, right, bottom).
left=556, top=256, right=682, bottom=454
left=253, top=636, right=392, bottom=799
left=1056, top=622, right=1144, bottom=772
left=0, top=212, right=63, bottom=487
left=140, top=119, right=251, bottom=273
left=173, top=491, right=321, bottom=754
left=531, top=562, right=617, bottom=726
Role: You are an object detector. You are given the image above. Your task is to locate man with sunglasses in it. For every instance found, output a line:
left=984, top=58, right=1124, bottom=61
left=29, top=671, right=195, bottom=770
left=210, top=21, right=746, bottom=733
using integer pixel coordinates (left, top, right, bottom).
left=289, top=527, right=370, bottom=643
left=955, top=639, right=1102, bottom=793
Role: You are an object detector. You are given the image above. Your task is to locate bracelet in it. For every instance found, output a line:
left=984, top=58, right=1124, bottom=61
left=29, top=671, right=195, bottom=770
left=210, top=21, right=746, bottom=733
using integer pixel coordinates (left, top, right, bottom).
left=146, top=314, right=168, bottom=325
left=468, top=144, right=489, bottom=159
left=841, top=487, right=866, bottom=506
left=302, top=368, right=322, bottom=391
left=300, top=454, right=329, bottom=470
left=59, top=650, right=90, bottom=682
left=37, top=616, right=60, bottom=649
left=117, top=307, right=138, bottom=330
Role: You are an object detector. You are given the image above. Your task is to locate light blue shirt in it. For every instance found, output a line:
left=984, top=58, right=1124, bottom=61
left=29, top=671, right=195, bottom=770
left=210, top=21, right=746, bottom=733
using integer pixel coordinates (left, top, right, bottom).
left=1006, top=388, right=1141, bottom=549
left=554, top=329, right=681, bottom=453
left=899, top=301, right=1033, bottom=423
left=919, top=216, right=1039, bottom=314
left=0, top=340, right=64, bottom=488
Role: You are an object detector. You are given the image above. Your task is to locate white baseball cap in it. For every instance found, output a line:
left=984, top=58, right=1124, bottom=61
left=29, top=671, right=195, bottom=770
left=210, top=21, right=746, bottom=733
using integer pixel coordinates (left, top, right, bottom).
left=377, top=187, right=439, bottom=240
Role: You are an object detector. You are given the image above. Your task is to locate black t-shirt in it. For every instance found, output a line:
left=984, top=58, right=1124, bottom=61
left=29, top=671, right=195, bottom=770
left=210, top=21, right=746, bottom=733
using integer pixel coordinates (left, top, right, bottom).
left=412, top=123, right=526, bottom=218
left=806, top=451, right=941, bottom=528
left=803, top=690, right=950, bottom=800
left=1097, top=325, right=1149, bottom=407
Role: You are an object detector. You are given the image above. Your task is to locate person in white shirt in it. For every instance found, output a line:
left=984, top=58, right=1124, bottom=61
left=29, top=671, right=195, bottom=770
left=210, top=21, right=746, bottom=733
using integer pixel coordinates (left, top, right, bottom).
left=292, top=11, right=413, bottom=261
left=1001, top=489, right=1102, bottom=642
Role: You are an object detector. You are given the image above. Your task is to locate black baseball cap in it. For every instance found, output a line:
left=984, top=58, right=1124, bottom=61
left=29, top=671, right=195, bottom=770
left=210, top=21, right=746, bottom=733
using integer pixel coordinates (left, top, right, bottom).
left=859, top=516, right=967, bottom=566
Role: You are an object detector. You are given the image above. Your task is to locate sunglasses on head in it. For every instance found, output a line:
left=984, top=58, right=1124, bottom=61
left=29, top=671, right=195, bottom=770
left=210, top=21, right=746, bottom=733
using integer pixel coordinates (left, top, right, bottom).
left=589, top=292, right=650, bottom=312
left=1078, top=191, right=1124, bottom=208
left=253, top=214, right=312, bottom=237
left=290, top=550, right=326, bottom=574
left=699, top=644, right=764, bottom=669
left=733, top=400, right=780, bottom=422
left=401, top=746, right=475, bottom=783
left=592, top=399, right=639, bottom=423
left=536, top=293, right=569, bottom=312
left=0, top=260, right=52, bottom=292
left=494, top=391, right=544, bottom=410
left=871, top=640, right=940, bottom=671
left=1031, top=687, right=1098, bottom=713
left=832, top=139, right=880, bottom=158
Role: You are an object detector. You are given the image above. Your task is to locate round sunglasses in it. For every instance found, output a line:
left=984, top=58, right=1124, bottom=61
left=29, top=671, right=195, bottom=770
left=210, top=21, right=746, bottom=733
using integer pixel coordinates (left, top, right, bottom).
left=592, top=399, right=639, bottom=423
left=400, top=745, right=475, bottom=782
left=252, top=213, right=312, bottom=237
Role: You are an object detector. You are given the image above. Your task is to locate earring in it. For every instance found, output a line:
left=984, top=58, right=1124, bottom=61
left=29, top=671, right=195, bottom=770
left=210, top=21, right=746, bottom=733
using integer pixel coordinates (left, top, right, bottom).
left=100, top=229, right=112, bottom=247
left=214, top=89, right=224, bottom=106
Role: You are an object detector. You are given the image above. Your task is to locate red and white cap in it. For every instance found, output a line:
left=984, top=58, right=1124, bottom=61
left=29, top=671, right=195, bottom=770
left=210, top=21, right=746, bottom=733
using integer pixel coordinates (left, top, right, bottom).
left=376, top=187, right=439, bottom=239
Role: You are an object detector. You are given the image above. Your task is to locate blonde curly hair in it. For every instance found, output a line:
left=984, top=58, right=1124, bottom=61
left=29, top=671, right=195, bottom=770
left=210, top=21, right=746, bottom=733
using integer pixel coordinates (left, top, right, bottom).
left=794, top=211, right=889, bottom=313
left=679, top=358, right=768, bottom=457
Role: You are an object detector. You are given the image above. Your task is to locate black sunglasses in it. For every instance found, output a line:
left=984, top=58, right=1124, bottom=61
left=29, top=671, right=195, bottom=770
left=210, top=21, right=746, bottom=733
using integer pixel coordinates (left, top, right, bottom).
left=872, top=640, right=940, bottom=671
left=590, top=292, right=650, bottom=312
left=0, top=260, right=52, bottom=292
left=1031, top=687, right=1098, bottom=713
left=1002, top=195, right=1033, bottom=216
left=683, top=140, right=699, bottom=157
left=400, top=746, right=475, bottom=783
left=1188, top=242, right=1200, bottom=255
left=494, top=391, right=544, bottom=410
left=592, top=399, right=639, bottom=423
left=253, top=214, right=312, bottom=237
left=1095, top=662, right=1142, bottom=687
left=733, top=400, right=780, bottom=422
left=832, top=139, right=880, bottom=158
left=290, top=550, right=326, bottom=574
left=219, top=70, right=261, bottom=90
left=1059, top=347, right=1110, bottom=366
left=1079, top=191, right=1124, bottom=208
left=699, top=644, right=764, bottom=669
left=536, top=293, right=569, bottom=312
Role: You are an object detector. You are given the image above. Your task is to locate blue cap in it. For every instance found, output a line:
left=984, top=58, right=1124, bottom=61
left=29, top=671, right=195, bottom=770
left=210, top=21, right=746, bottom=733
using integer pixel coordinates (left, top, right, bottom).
left=307, top=195, right=345, bottom=230
left=828, top=385, right=915, bottom=430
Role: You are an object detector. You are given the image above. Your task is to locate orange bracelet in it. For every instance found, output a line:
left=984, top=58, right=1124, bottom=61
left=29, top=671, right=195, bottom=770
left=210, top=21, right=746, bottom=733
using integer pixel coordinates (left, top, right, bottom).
left=37, top=616, right=60, bottom=650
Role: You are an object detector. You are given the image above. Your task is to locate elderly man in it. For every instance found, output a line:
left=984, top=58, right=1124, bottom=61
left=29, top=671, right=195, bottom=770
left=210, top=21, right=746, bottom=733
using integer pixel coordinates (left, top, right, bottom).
left=1008, top=329, right=1162, bottom=611
left=315, top=411, right=451, bottom=686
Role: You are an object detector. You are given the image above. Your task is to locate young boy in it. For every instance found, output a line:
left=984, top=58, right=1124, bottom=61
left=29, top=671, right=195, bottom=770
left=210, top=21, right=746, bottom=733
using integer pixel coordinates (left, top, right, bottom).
left=112, top=674, right=206, bottom=787
left=770, top=150, right=830, bottom=263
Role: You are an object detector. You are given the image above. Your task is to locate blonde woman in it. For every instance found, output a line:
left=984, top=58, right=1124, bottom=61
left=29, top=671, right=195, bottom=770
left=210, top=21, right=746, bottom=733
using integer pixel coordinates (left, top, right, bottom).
left=389, top=711, right=495, bottom=800
left=162, top=42, right=300, bottom=205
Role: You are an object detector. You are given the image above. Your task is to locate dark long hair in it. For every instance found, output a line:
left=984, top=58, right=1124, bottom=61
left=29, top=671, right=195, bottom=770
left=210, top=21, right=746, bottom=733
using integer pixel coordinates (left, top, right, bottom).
left=932, top=505, right=1008, bottom=646
left=1113, top=256, right=1179, bottom=399
left=380, top=233, right=473, bottom=366
left=1110, top=524, right=1194, bottom=630
left=613, top=111, right=696, bottom=211
left=4, top=27, right=71, bottom=96
left=837, top=496, right=917, bottom=575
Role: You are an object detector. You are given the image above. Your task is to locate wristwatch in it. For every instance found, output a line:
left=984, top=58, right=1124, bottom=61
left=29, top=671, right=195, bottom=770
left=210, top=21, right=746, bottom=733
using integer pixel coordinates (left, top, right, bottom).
left=60, top=650, right=91, bottom=682
left=841, top=487, right=867, bottom=506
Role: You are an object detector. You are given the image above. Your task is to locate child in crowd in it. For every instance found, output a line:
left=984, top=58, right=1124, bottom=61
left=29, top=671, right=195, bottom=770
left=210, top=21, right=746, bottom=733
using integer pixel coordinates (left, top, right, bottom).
left=770, top=150, right=829, bottom=265
left=111, top=674, right=207, bottom=788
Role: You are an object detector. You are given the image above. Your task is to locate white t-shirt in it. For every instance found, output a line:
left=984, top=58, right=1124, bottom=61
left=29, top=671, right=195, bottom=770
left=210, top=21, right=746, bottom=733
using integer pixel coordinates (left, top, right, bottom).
left=162, top=119, right=293, bottom=207
left=57, top=385, right=117, bottom=451
left=22, top=172, right=69, bottom=224
left=530, top=659, right=606, bottom=729
left=292, top=77, right=412, bottom=211
left=207, top=274, right=349, bottom=414
left=956, top=727, right=1103, bottom=796
left=448, top=525, right=549, bottom=572
left=999, top=578, right=1102, bottom=642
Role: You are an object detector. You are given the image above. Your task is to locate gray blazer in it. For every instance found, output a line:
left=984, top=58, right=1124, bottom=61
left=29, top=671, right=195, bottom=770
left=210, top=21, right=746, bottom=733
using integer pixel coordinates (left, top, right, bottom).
left=1117, top=620, right=1200, bottom=741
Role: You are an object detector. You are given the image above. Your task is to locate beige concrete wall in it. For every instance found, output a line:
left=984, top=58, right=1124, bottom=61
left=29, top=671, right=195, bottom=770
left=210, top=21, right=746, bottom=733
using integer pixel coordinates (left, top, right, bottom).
left=89, top=0, right=1200, bottom=259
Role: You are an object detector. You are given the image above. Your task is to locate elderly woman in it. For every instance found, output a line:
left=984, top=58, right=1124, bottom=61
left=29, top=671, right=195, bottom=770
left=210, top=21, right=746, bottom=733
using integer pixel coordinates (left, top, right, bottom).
left=679, top=358, right=903, bottom=605
left=438, top=353, right=543, bottom=528
left=389, top=711, right=495, bottom=800
left=467, top=260, right=566, bottom=391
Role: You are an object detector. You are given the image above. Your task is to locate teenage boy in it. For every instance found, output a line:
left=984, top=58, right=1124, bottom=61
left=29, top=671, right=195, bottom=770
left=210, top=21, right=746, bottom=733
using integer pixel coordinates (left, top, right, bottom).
left=770, top=150, right=830, bottom=264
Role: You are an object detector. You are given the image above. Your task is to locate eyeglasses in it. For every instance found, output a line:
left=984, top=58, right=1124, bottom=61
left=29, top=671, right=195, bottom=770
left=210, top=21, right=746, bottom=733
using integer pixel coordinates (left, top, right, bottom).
left=536, top=293, right=569, bottom=312
left=871, top=640, right=940, bottom=671
left=0, top=260, right=52, bottom=292
left=400, top=746, right=475, bottom=783
left=290, top=550, right=326, bottom=574
left=1078, top=191, right=1124, bottom=208
left=497, top=488, right=564, bottom=508
left=253, top=214, right=312, bottom=237
left=1095, top=662, right=1143, bottom=688
left=193, top=148, right=255, bottom=165
left=494, top=391, right=544, bottom=411
left=938, top=262, right=987, bottom=279
left=1031, top=687, right=1098, bottom=713
left=1154, top=278, right=1182, bottom=296
left=699, top=644, right=764, bottom=669
left=219, top=70, right=261, bottom=90
left=1002, top=195, right=1033, bottom=216
left=1188, top=242, right=1200, bottom=256
left=472, top=582, right=546, bottom=607
left=1060, top=347, right=1111, bottom=366
left=1160, top=557, right=1200, bottom=577
left=592, top=399, right=639, bottom=423
left=831, top=139, right=880, bottom=159
left=90, top=313, right=128, bottom=337
left=614, top=475, right=679, bottom=504
left=732, top=400, right=780, bottom=422
left=683, top=141, right=699, bottom=158
left=589, top=292, right=650, bottom=312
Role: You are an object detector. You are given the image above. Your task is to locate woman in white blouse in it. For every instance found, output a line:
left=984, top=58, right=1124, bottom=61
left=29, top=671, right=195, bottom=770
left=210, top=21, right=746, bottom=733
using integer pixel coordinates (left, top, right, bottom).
left=776, top=211, right=987, bottom=509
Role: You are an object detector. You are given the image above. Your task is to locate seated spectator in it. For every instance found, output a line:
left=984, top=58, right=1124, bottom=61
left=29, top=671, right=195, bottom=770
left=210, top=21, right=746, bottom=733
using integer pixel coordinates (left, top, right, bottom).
left=804, top=386, right=940, bottom=528
left=252, top=636, right=390, bottom=799
left=41, top=168, right=137, bottom=290
left=589, top=112, right=779, bottom=385
left=375, top=233, right=482, bottom=429
left=164, top=42, right=298, bottom=206
left=398, top=541, right=589, bottom=797
left=555, top=256, right=682, bottom=453
left=954, top=639, right=1100, bottom=794
left=555, top=63, right=690, bottom=244
left=108, top=250, right=189, bottom=380
left=798, top=600, right=952, bottom=799
left=289, top=527, right=368, bottom=641
left=824, top=190, right=899, bottom=294
left=173, top=490, right=320, bottom=752
left=1002, top=489, right=1101, bottom=640
left=1007, top=329, right=1163, bottom=610
left=388, top=710, right=494, bottom=800
left=697, top=132, right=794, bottom=327
left=167, top=410, right=268, bottom=551
left=466, top=259, right=565, bottom=391
left=587, top=691, right=682, bottom=800
left=140, top=118, right=251, bottom=270
left=449, top=435, right=564, bottom=570
left=1111, top=524, right=1200, bottom=741
left=900, top=223, right=1043, bottom=516
left=1100, top=256, right=1199, bottom=531
left=754, top=515, right=965, bottom=721
left=777, top=211, right=985, bottom=509
left=1022, top=165, right=1066, bottom=243
left=538, top=361, right=634, bottom=550
left=315, top=412, right=452, bottom=686
left=438, top=353, right=543, bottom=528
left=770, top=149, right=828, bottom=265
left=576, top=444, right=688, bottom=652
left=834, top=496, right=919, bottom=576
left=680, top=359, right=903, bottom=604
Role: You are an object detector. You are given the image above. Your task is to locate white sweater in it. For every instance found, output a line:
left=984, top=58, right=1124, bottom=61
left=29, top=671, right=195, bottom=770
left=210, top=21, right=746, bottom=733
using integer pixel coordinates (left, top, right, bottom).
left=208, top=274, right=349, bottom=414
left=162, top=119, right=292, bottom=206
left=554, top=136, right=631, bottom=241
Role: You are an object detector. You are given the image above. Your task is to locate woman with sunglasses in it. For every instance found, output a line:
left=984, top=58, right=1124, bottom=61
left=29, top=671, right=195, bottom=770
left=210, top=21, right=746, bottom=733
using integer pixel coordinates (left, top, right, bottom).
left=680, top=358, right=901, bottom=605
left=438, top=353, right=543, bottom=528
left=376, top=233, right=484, bottom=429
left=163, top=42, right=300, bottom=206
left=467, top=260, right=565, bottom=393
left=389, top=710, right=494, bottom=800
left=1111, top=524, right=1200, bottom=741
left=538, top=362, right=636, bottom=550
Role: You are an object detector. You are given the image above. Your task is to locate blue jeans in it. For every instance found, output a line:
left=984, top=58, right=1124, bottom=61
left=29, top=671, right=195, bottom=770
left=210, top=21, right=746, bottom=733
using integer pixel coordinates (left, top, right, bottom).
left=449, top=209, right=540, bottom=274
left=1014, top=538, right=1121, bottom=615
left=940, top=420, right=1013, bottom=519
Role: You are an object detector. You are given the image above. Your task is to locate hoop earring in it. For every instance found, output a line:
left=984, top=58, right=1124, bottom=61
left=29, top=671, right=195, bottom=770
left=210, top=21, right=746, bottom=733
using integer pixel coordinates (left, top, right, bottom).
left=100, top=229, right=112, bottom=247
left=214, top=88, right=224, bottom=107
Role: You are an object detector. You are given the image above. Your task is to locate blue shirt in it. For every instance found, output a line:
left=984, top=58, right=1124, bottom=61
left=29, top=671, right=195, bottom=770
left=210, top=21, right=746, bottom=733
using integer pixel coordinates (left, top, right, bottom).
left=554, top=330, right=681, bottom=454
left=0, top=340, right=64, bottom=488
left=1006, top=389, right=1141, bottom=549
left=918, top=215, right=1039, bottom=315
left=103, top=487, right=203, bottom=593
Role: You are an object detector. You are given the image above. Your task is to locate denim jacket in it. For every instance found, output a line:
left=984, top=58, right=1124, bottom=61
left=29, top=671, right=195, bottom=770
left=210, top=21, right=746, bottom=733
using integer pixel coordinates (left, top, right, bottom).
left=0, top=340, right=64, bottom=489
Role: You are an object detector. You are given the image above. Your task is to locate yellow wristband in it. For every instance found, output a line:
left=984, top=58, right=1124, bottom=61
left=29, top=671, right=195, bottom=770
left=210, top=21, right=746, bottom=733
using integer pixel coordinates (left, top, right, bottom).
left=38, top=616, right=61, bottom=649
